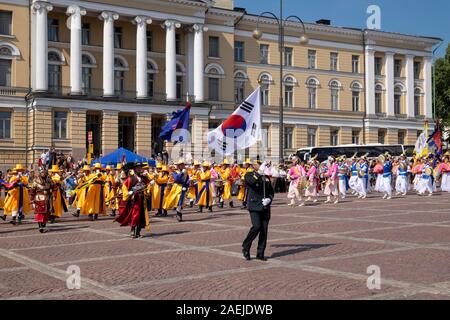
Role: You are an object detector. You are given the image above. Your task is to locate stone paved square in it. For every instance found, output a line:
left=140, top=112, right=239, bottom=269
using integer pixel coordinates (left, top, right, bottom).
left=1, top=193, right=450, bottom=300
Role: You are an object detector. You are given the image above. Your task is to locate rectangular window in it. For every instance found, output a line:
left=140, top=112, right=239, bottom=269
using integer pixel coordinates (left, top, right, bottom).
left=48, top=18, right=59, bottom=42
left=414, top=95, right=420, bottom=117
left=352, top=130, right=360, bottom=145
left=260, top=44, right=269, bottom=64
left=114, top=27, right=122, bottom=48
left=81, top=67, right=92, bottom=94
left=261, top=84, right=269, bottom=106
left=234, top=80, right=245, bottom=104
left=378, top=130, right=386, bottom=144
left=330, top=129, right=339, bottom=146
left=394, top=94, right=401, bottom=115
left=262, top=126, right=270, bottom=150
left=208, top=77, right=219, bottom=101
left=176, top=75, right=183, bottom=100
left=234, top=41, right=244, bottom=62
left=308, top=87, right=316, bottom=109
left=398, top=131, right=405, bottom=145
left=0, top=59, right=12, bottom=87
left=114, top=71, right=124, bottom=96
left=331, top=88, right=339, bottom=110
left=308, top=50, right=316, bottom=69
left=0, top=11, right=12, bottom=35
left=352, top=55, right=359, bottom=73
left=375, top=57, right=382, bottom=76
left=0, top=111, right=11, bottom=139
left=209, top=36, right=219, bottom=58
left=175, top=34, right=181, bottom=55
left=352, top=91, right=360, bottom=112
left=330, top=52, right=338, bottom=71
left=307, top=128, right=316, bottom=147
left=148, top=74, right=154, bottom=98
left=284, top=47, right=293, bottom=66
left=285, top=85, right=293, bottom=108
left=53, top=111, right=67, bottom=139
left=414, top=61, right=421, bottom=80
left=81, top=23, right=90, bottom=45
left=146, top=30, right=153, bottom=52
left=375, top=92, right=382, bottom=113
left=284, top=127, right=293, bottom=150
left=394, top=59, right=402, bottom=78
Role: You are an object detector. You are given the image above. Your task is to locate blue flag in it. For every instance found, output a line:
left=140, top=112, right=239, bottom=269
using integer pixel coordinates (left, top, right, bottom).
left=159, top=102, right=191, bottom=143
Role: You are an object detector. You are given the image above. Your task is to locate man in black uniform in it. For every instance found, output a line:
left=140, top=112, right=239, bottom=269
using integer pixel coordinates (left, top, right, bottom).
left=242, top=160, right=274, bottom=261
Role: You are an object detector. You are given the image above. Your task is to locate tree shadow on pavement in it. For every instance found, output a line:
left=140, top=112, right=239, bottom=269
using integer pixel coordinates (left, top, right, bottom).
left=269, top=243, right=337, bottom=259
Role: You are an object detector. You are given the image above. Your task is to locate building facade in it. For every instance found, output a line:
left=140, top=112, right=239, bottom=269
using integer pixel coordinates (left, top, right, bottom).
left=0, top=0, right=441, bottom=169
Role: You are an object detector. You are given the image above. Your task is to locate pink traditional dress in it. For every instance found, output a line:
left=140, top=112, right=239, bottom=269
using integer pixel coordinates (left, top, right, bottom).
left=324, top=163, right=339, bottom=197
left=438, top=161, right=450, bottom=192
left=305, top=165, right=318, bottom=198
left=287, top=165, right=306, bottom=205
left=373, top=163, right=384, bottom=193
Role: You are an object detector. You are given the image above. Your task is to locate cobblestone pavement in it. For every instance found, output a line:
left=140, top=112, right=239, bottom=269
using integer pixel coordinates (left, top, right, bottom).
left=1, top=192, right=450, bottom=300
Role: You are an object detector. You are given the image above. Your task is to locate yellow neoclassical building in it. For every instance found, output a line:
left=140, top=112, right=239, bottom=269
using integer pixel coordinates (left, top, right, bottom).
left=0, top=0, right=442, bottom=169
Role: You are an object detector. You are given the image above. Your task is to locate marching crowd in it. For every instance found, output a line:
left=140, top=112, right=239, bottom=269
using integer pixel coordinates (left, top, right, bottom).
left=0, top=151, right=449, bottom=237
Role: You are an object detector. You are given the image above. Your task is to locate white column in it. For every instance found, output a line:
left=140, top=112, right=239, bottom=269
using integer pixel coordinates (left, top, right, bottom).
left=31, top=1, right=53, bottom=92
left=134, top=16, right=152, bottom=99
left=99, top=11, right=119, bottom=97
left=186, top=32, right=195, bottom=97
left=385, top=52, right=395, bottom=117
left=423, top=56, right=433, bottom=119
left=163, top=20, right=181, bottom=101
left=67, top=5, right=86, bottom=95
left=364, top=47, right=375, bottom=115
left=405, top=54, right=415, bottom=118
left=193, top=24, right=208, bottom=103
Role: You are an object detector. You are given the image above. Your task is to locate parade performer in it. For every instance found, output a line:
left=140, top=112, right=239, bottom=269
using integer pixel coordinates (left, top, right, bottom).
left=237, top=159, right=252, bottom=209
left=305, top=157, right=319, bottom=203
left=196, top=161, right=214, bottom=213
left=355, top=155, right=369, bottom=199
left=115, top=163, right=151, bottom=238
left=417, top=157, right=434, bottom=196
left=337, top=156, right=349, bottom=200
left=187, top=161, right=200, bottom=208
left=395, top=155, right=409, bottom=196
left=373, top=159, right=384, bottom=193
left=81, top=163, right=106, bottom=221
left=104, top=165, right=118, bottom=217
left=381, top=154, right=393, bottom=200
left=439, top=152, right=450, bottom=192
left=3, top=164, right=32, bottom=225
left=153, top=165, right=169, bottom=217
left=324, top=156, right=339, bottom=204
left=165, top=159, right=189, bottom=222
left=219, top=159, right=234, bottom=208
left=72, top=165, right=90, bottom=217
left=349, top=155, right=359, bottom=195
left=29, top=167, right=52, bottom=233
left=48, top=165, right=68, bottom=223
left=287, top=157, right=306, bottom=207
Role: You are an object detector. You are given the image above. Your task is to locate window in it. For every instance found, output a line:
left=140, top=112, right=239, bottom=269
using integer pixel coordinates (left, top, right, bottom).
left=352, top=130, right=360, bottom=145
left=114, top=57, right=127, bottom=96
left=262, top=126, right=270, bottom=150
left=0, top=59, right=11, bottom=87
left=146, top=30, right=153, bottom=52
left=48, top=52, right=61, bottom=93
left=352, top=55, right=359, bottom=73
left=414, top=88, right=421, bottom=116
left=375, top=57, right=382, bottom=76
left=234, top=41, right=244, bottom=62
left=209, top=36, right=219, bottom=58
left=284, top=47, right=293, bottom=67
left=378, top=130, right=386, bottom=144
left=176, top=63, right=183, bottom=100
left=394, top=86, right=402, bottom=115
left=81, top=23, right=90, bottom=45
left=260, top=44, right=269, bottom=64
left=375, top=84, right=383, bottom=114
left=398, top=131, right=405, bottom=145
left=307, top=79, right=318, bottom=109
left=351, top=83, right=361, bottom=112
left=0, top=111, right=11, bottom=139
left=114, top=27, right=122, bottom=48
left=285, top=84, right=293, bottom=108
left=414, top=61, right=421, bottom=80
left=53, top=111, right=67, bottom=139
left=175, top=34, right=181, bottom=55
left=330, top=52, right=338, bottom=71
left=307, top=128, right=317, bottom=147
left=394, top=59, right=402, bottom=78
left=234, top=72, right=246, bottom=104
left=308, top=50, right=316, bottom=69
left=208, top=77, right=219, bottom=101
left=260, top=74, right=271, bottom=106
left=0, top=11, right=12, bottom=35
left=48, top=18, right=59, bottom=42
left=284, top=127, right=293, bottom=150
left=330, top=129, right=339, bottom=146
left=147, top=61, right=156, bottom=99
left=81, top=54, right=94, bottom=94
left=330, top=81, right=339, bottom=111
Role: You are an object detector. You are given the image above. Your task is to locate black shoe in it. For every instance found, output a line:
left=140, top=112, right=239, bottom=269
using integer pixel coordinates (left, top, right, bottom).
left=189, top=200, right=194, bottom=208
left=219, top=202, right=224, bottom=208
left=229, top=201, right=234, bottom=208
left=49, top=216, right=56, bottom=224
left=198, top=206, right=203, bottom=213
left=0, top=215, right=6, bottom=221
left=176, top=211, right=183, bottom=222
left=162, top=210, right=168, bottom=217
left=110, top=210, right=116, bottom=217
left=208, top=206, right=213, bottom=213
left=256, top=255, right=267, bottom=261
left=89, top=214, right=94, bottom=221
left=94, top=214, right=98, bottom=221
left=242, top=249, right=251, bottom=261
left=73, top=209, right=80, bottom=217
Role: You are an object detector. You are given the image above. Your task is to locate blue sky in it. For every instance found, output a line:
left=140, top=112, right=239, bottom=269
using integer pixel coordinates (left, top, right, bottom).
left=235, top=0, right=449, bottom=58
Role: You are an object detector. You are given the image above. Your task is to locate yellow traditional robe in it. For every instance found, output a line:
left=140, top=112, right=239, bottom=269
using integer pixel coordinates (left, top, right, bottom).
left=104, top=173, right=117, bottom=209
left=3, top=175, right=32, bottom=216
left=51, top=174, right=67, bottom=218
left=188, top=169, right=200, bottom=200
left=152, top=173, right=169, bottom=210
left=219, top=167, right=232, bottom=200
left=197, top=170, right=213, bottom=207
left=81, top=173, right=106, bottom=215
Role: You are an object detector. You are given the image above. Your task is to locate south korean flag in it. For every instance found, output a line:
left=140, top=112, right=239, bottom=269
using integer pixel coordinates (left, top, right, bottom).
left=208, top=87, right=262, bottom=156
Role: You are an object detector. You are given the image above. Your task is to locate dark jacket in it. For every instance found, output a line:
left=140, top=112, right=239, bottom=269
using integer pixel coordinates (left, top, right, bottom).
left=244, top=171, right=275, bottom=212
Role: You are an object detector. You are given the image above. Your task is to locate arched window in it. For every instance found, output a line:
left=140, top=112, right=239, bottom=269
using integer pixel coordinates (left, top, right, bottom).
left=114, top=56, right=128, bottom=96
left=351, top=82, right=362, bottom=112
left=283, top=76, right=296, bottom=108
left=81, top=53, right=96, bottom=95
left=394, top=85, right=403, bottom=115
left=306, top=78, right=319, bottom=109
left=234, top=71, right=247, bottom=104
left=48, top=50, right=63, bottom=93
left=414, top=87, right=422, bottom=117
left=329, top=80, right=340, bottom=111
left=259, top=73, right=272, bottom=106
left=205, top=64, right=225, bottom=102
left=0, top=47, right=12, bottom=87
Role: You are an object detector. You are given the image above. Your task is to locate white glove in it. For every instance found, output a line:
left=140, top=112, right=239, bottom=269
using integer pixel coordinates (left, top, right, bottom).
left=182, top=187, right=187, bottom=192
left=182, top=169, right=187, bottom=174
left=128, top=191, right=134, bottom=196
left=150, top=180, right=155, bottom=186
left=262, top=198, right=272, bottom=207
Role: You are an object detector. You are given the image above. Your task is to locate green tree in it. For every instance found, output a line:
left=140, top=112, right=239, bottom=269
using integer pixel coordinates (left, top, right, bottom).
left=434, top=44, right=450, bottom=127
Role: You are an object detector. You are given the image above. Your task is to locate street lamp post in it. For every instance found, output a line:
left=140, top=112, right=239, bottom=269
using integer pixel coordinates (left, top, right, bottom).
left=253, top=0, right=308, bottom=164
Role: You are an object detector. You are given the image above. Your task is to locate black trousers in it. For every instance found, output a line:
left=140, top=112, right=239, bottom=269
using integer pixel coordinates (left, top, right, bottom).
left=242, top=209, right=271, bottom=257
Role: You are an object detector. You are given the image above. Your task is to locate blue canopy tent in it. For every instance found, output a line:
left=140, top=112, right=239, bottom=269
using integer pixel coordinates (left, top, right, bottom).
left=91, top=148, right=156, bottom=167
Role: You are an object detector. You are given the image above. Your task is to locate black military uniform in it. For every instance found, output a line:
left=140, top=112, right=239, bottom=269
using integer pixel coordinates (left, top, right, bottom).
left=242, top=169, right=274, bottom=261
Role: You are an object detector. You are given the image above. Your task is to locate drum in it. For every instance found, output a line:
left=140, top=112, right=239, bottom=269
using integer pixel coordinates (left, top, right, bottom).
left=298, top=177, right=307, bottom=191
left=358, top=169, right=365, bottom=178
